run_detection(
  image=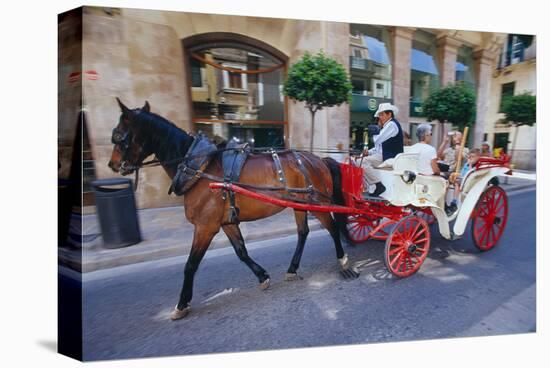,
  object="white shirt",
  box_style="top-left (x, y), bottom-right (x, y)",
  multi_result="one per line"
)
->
top-left (368, 119), bottom-right (399, 157)
top-left (408, 142), bottom-right (437, 175)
